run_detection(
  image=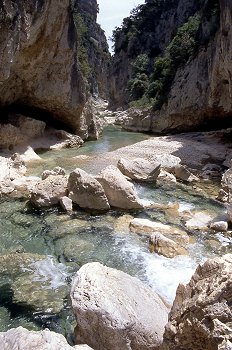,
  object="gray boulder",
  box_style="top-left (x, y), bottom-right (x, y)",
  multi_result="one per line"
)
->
top-left (68, 168), bottom-right (110, 211)
top-left (30, 175), bottom-right (68, 207)
top-left (96, 165), bottom-right (143, 209)
top-left (162, 254), bottom-right (232, 350)
top-left (0, 327), bottom-right (94, 350)
top-left (117, 158), bottom-right (161, 182)
top-left (71, 262), bottom-right (168, 350)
